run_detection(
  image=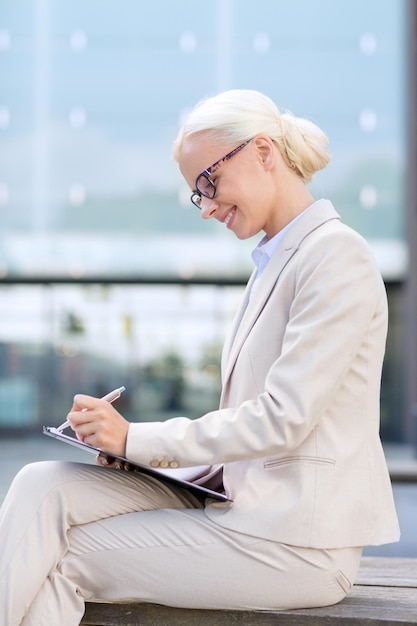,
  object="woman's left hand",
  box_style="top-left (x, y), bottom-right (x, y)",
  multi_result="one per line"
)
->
top-left (66, 394), bottom-right (130, 458)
